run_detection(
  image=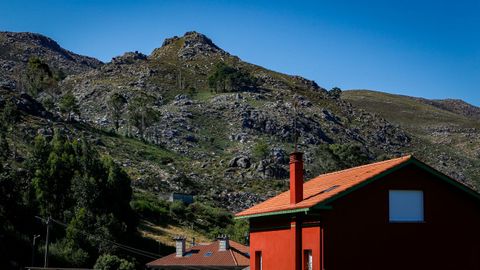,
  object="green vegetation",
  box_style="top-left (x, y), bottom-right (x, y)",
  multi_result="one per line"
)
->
top-left (252, 139), bottom-right (270, 161)
top-left (127, 94), bottom-right (159, 139)
top-left (108, 93), bottom-right (127, 132)
top-left (329, 87), bottom-right (342, 98)
top-left (31, 132), bottom-right (137, 265)
top-left (59, 92), bottom-right (80, 122)
top-left (0, 130), bottom-right (171, 269)
top-left (309, 143), bottom-right (370, 176)
top-left (94, 254), bottom-right (135, 270)
top-left (131, 192), bottom-right (249, 244)
top-left (1, 99), bottom-right (20, 158)
top-left (208, 63), bottom-right (258, 93)
top-left (24, 57), bottom-right (56, 97)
